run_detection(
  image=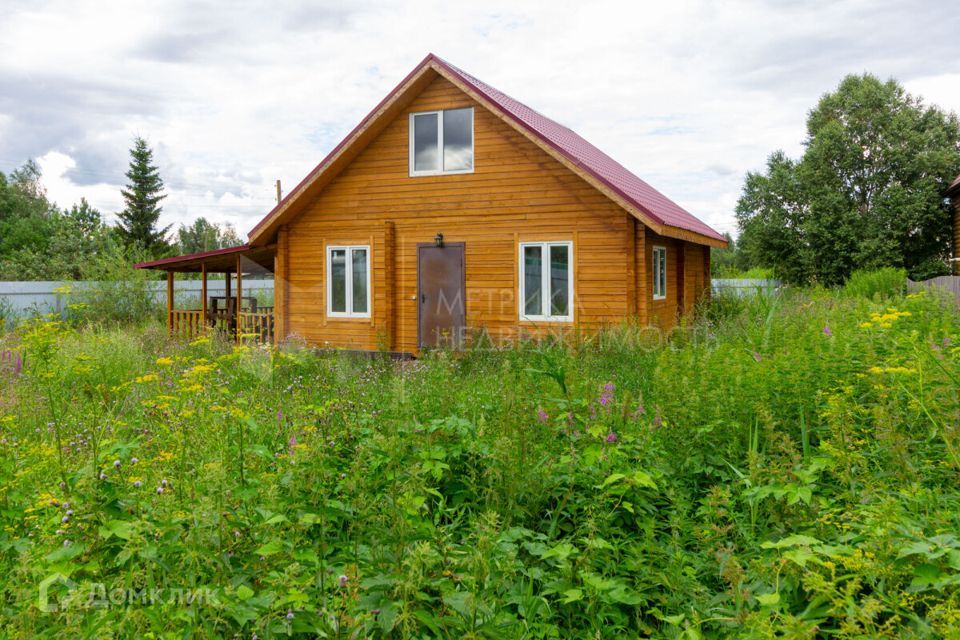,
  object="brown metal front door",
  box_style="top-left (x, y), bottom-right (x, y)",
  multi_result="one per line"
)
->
top-left (418, 243), bottom-right (465, 349)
